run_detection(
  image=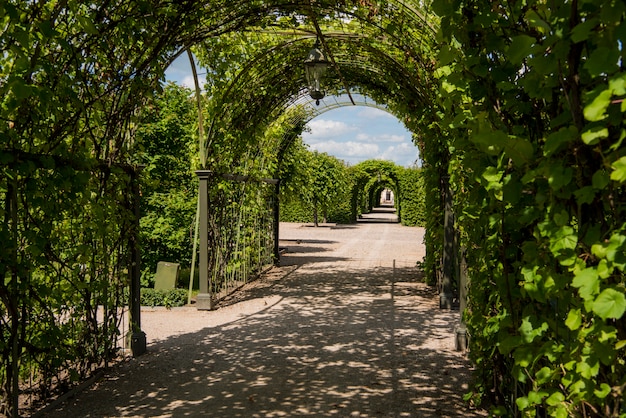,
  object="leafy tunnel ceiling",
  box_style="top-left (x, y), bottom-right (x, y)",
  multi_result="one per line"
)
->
top-left (164, 1), bottom-right (441, 163)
